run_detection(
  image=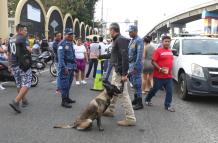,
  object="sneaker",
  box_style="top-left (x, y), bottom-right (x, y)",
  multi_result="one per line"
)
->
top-left (81, 80), bottom-right (87, 85)
top-left (0, 84), bottom-right (5, 90)
top-left (145, 101), bottom-right (153, 106)
top-left (165, 106), bottom-right (175, 112)
top-left (22, 100), bottom-right (29, 108)
top-left (102, 110), bottom-right (114, 117)
top-left (117, 119), bottom-right (136, 126)
top-left (9, 100), bottom-right (21, 113)
top-left (76, 81), bottom-right (80, 85)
